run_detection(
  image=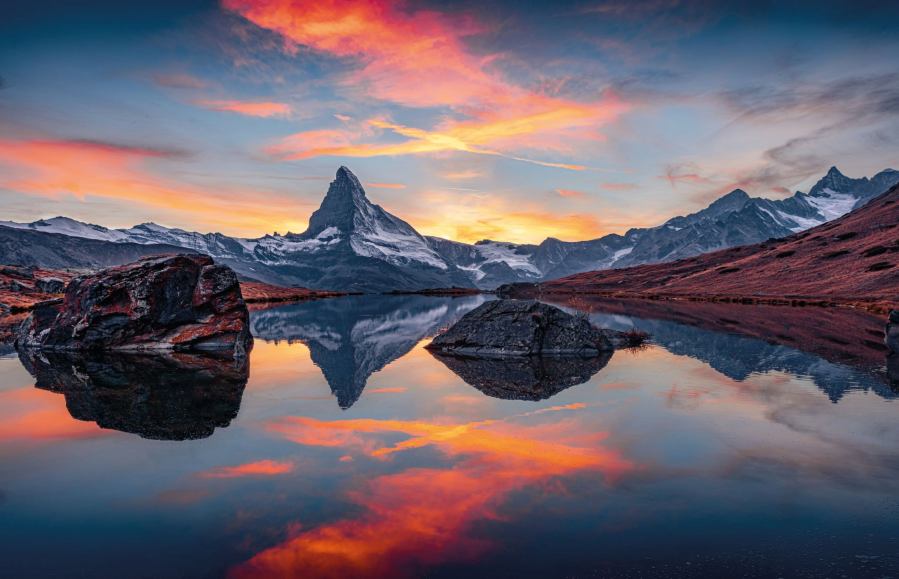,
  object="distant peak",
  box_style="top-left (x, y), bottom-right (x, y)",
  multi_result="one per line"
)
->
top-left (827, 166), bottom-right (844, 176)
top-left (722, 189), bottom-right (750, 199)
